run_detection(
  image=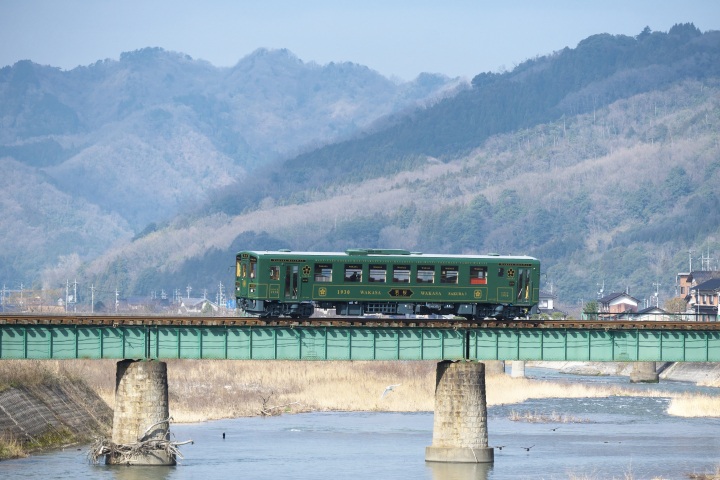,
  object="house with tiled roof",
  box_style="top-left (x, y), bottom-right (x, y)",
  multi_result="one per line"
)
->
top-left (537, 290), bottom-right (556, 313)
top-left (636, 306), bottom-right (670, 321)
top-left (598, 292), bottom-right (639, 314)
top-left (686, 277), bottom-right (720, 321)
top-left (178, 297), bottom-right (219, 315)
top-left (535, 290), bottom-right (566, 319)
top-left (676, 270), bottom-right (720, 298)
